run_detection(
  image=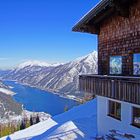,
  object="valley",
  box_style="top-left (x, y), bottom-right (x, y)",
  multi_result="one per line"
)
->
top-left (0, 51), bottom-right (97, 137)
top-left (1, 51), bottom-right (97, 99)
top-left (4, 80), bottom-right (78, 116)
